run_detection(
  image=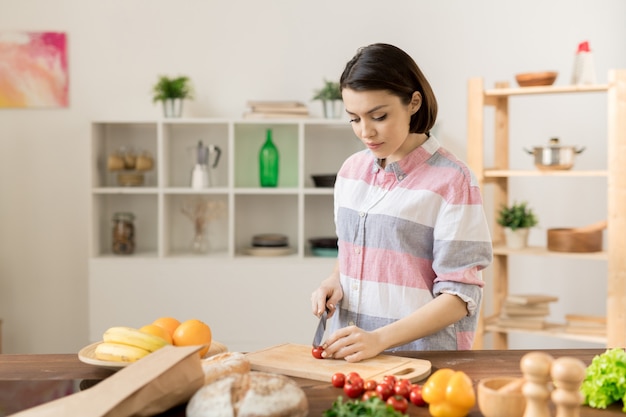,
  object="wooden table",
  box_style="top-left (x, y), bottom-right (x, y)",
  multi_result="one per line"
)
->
top-left (0, 348), bottom-right (623, 416)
